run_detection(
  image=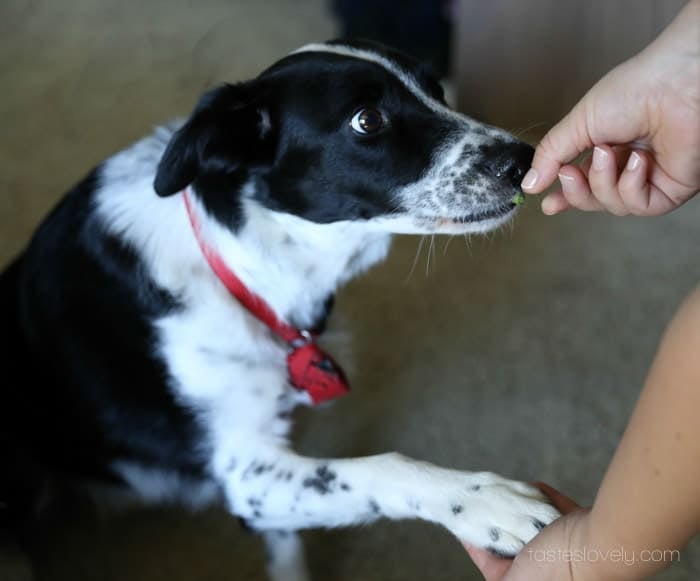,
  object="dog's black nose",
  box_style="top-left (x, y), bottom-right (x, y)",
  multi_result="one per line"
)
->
top-left (479, 142), bottom-right (535, 188)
